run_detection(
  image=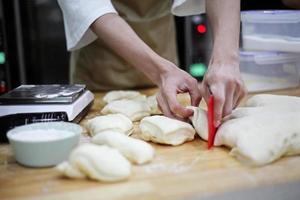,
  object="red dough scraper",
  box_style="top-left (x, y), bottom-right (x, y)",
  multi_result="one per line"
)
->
top-left (207, 87), bottom-right (216, 149)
